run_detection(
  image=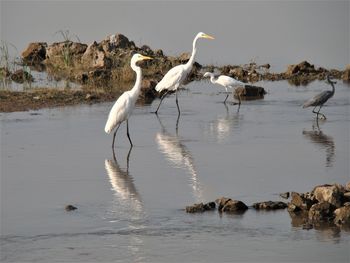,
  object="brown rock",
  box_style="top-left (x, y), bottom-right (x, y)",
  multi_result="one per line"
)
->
top-left (334, 203), bottom-right (350, 226)
top-left (185, 202), bottom-right (216, 213)
top-left (10, 69), bottom-right (34, 83)
top-left (312, 184), bottom-right (345, 208)
top-left (308, 202), bottom-right (336, 223)
top-left (289, 192), bottom-right (315, 211)
top-left (342, 65), bottom-right (350, 81)
top-left (81, 42), bottom-right (111, 68)
top-left (215, 197), bottom-right (248, 213)
top-left (21, 42), bottom-right (47, 64)
top-left (234, 85), bottom-right (266, 99)
top-left (252, 201), bottom-right (287, 210)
